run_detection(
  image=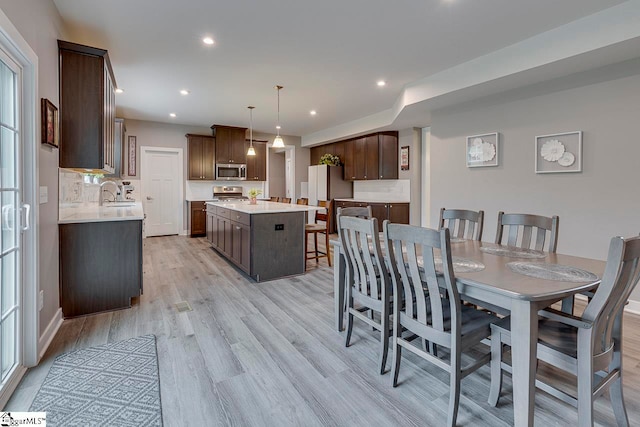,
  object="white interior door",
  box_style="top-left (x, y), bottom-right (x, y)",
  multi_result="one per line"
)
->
top-left (141, 147), bottom-right (182, 237)
top-left (285, 158), bottom-right (292, 198)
